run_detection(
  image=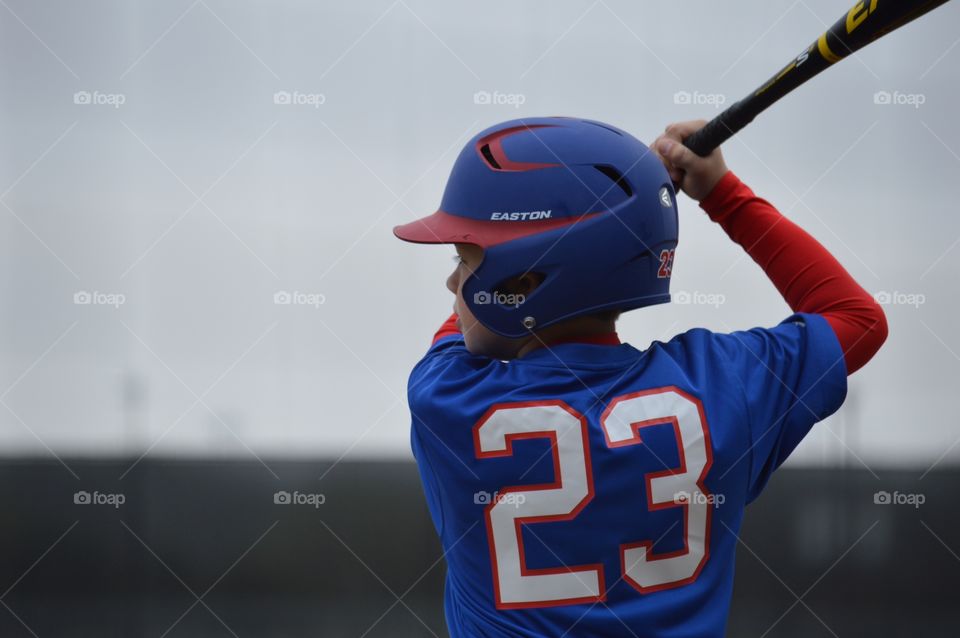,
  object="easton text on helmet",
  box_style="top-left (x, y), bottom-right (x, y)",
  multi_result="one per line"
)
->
top-left (489, 210), bottom-right (553, 221)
